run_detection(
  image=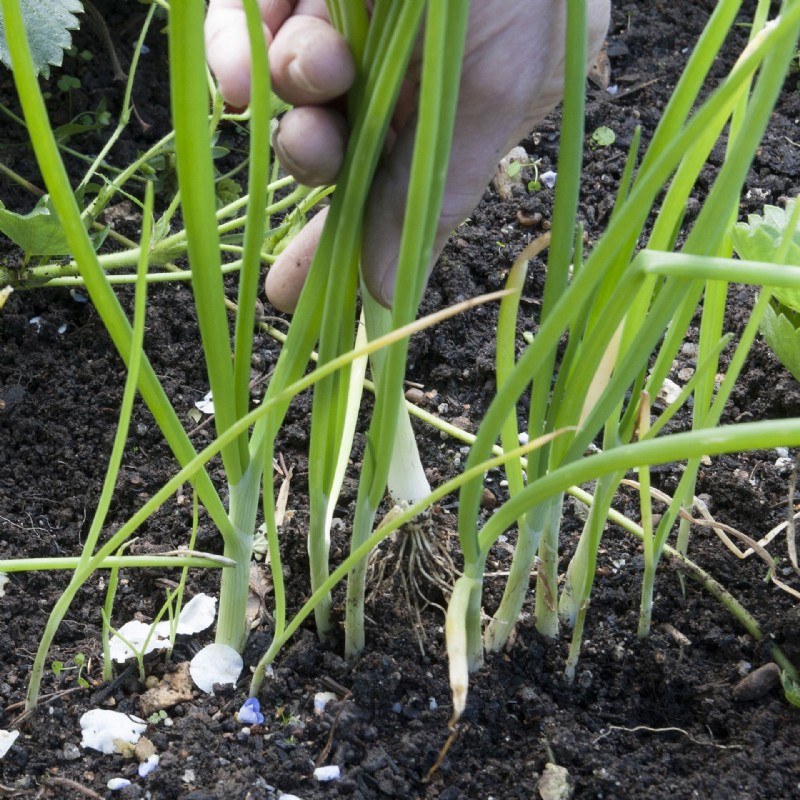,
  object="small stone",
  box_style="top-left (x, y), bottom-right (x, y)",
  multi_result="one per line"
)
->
top-left (450, 416), bottom-right (473, 432)
top-left (517, 209), bottom-right (543, 227)
top-left (481, 488), bottom-right (498, 510)
top-left (494, 146), bottom-right (528, 201)
top-left (139, 662), bottom-right (194, 717)
top-left (404, 388), bottom-right (426, 405)
top-left (537, 762), bottom-right (573, 800)
top-left (61, 742), bottom-right (81, 761)
top-left (732, 662), bottom-right (781, 701)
